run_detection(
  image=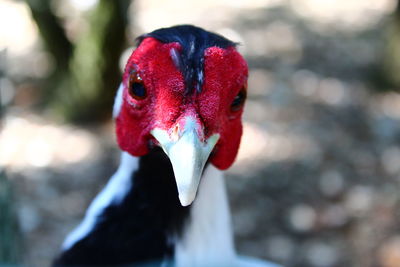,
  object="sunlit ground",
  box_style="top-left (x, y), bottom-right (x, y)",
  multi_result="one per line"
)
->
top-left (2, 0), bottom-right (400, 266)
